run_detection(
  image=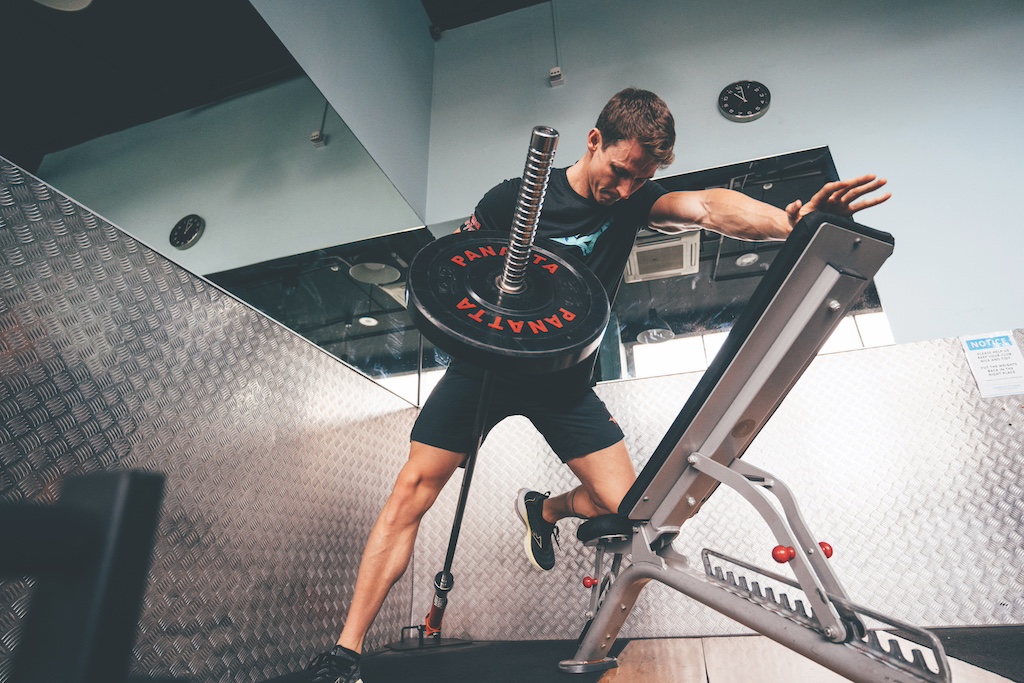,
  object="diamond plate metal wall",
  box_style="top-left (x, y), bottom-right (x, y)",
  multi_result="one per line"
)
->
top-left (413, 334), bottom-right (1024, 641)
top-left (0, 158), bottom-right (418, 682)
